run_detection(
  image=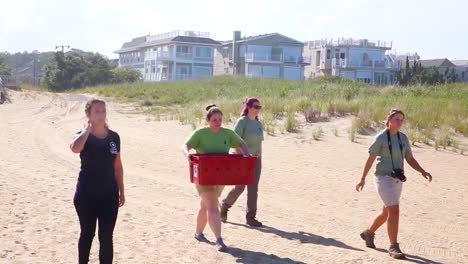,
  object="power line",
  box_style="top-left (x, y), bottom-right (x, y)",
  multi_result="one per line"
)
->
top-left (55, 45), bottom-right (70, 53)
